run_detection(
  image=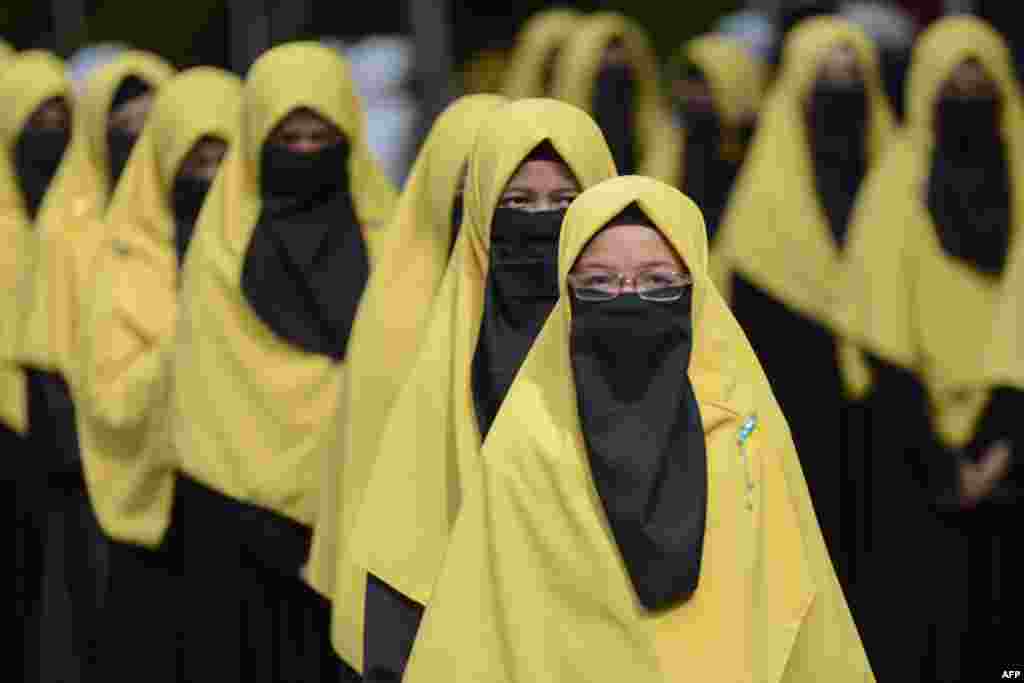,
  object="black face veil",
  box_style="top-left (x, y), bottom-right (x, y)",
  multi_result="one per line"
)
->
top-left (241, 133), bottom-right (369, 361)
